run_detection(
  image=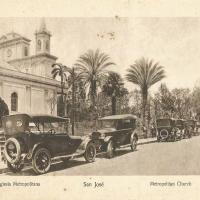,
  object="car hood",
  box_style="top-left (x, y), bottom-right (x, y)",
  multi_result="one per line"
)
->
top-left (91, 128), bottom-right (117, 136)
top-left (98, 128), bottom-right (117, 133)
